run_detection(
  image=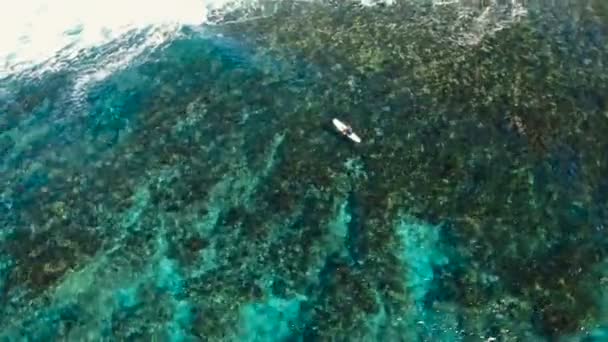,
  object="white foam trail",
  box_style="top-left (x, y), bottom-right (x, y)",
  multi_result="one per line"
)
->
top-left (359, 0), bottom-right (395, 6)
top-left (0, 0), bottom-right (528, 79)
top-left (462, 0), bottom-right (527, 46)
top-left (430, 0), bottom-right (527, 46)
top-left (70, 26), bottom-right (176, 101)
top-left (0, 0), bottom-right (207, 78)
